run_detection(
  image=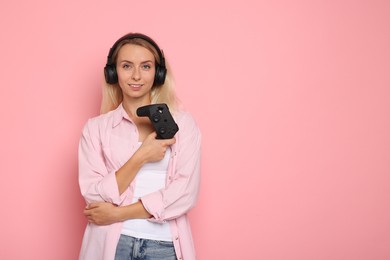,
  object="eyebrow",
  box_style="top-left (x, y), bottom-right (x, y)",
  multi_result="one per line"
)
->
top-left (119, 59), bottom-right (154, 64)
